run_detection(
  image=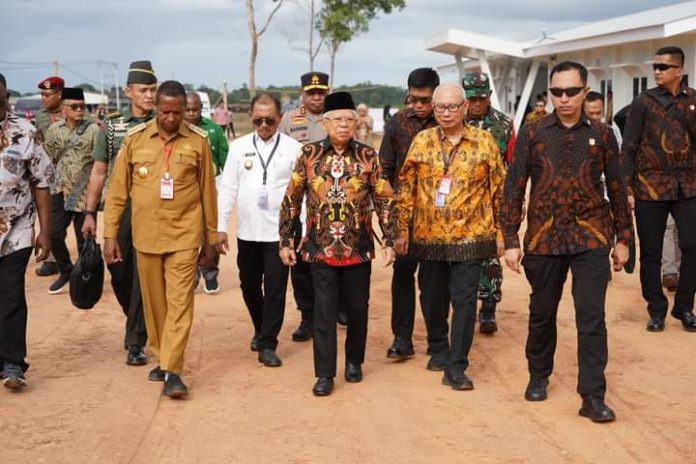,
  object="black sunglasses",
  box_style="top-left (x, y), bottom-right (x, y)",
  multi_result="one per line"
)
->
top-left (406, 95), bottom-right (433, 105)
top-left (548, 87), bottom-right (584, 98)
top-left (652, 63), bottom-right (680, 72)
top-left (63, 103), bottom-right (86, 111)
top-left (252, 117), bottom-right (277, 127)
